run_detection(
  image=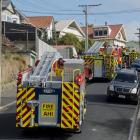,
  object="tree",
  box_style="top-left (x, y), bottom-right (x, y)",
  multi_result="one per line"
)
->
top-left (80, 39), bottom-right (95, 52)
top-left (58, 33), bottom-right (82, 53)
